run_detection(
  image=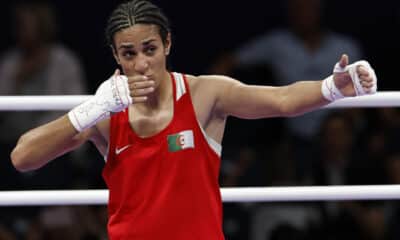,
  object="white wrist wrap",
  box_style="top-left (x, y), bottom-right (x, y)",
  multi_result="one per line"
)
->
top-left (321, 75), bottom-right (344, 102)
top-left (68, 75), bottom-right (132, 132)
